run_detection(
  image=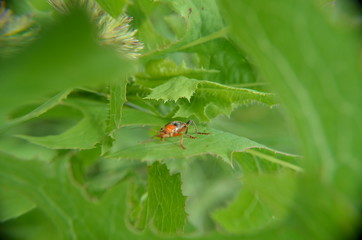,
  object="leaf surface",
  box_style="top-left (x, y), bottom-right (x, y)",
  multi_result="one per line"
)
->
top-left (0, 153), bottom-right (139, 239)
top-left (8, 89), bottom-right (72, 126)
top-left (140, 0), bottom-right (226, 56)
top-left (220, 0), bottom-right (362, 239)
top-left (0, 152), bottom-right (256, 240)
top-left (133, 162), bottom-right (187, 233)
top-left (145, 76), bottom-right (199, 102)
top-left (138, 59), bottom-right (218, 82)
top-left (212, 150), bottom-right (299, 234)
top-left (146, 77), bottom-right (276, 121)
top-left (102, 77), bottom-right (128, 154)
top-left (18, 99), bottom-right (107, 149)
top-left (108, 124), bottom-right (301, 174)
top-left (0, 187), bottom-right (36, 222)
